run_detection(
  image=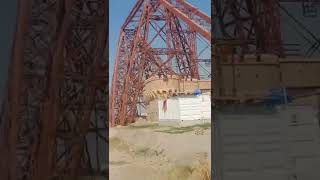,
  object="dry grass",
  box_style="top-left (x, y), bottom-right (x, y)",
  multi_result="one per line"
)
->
top-left (192, 160), bottom-right (211, 180)
top-left (128, 123), bottom-right (160, 129)
top-left (165, 160), bottom-right (211, 180)
top-left (109, 137), bottom-right (130, 152)
top-left (133, 146), bottom-right (165, 158)
top-left (156, 123), bottom-right (211, 134)
top-left (167, 165), bottom-right (193, 180)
